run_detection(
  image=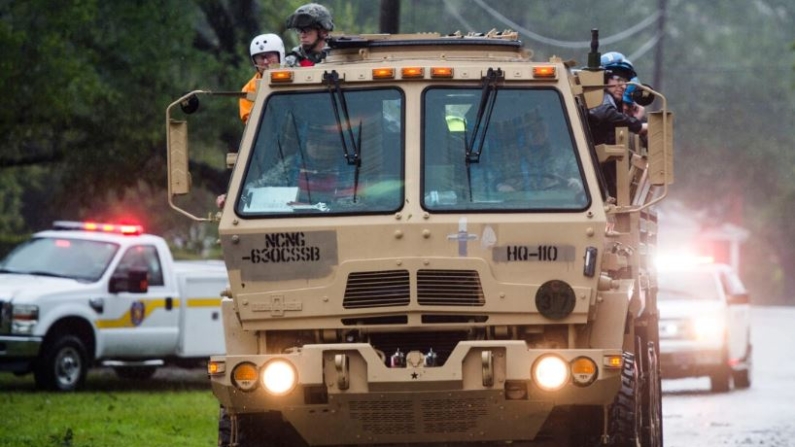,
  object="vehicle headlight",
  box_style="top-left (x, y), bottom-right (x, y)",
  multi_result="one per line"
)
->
top-left (693, 316), bottom-right (724, 341)
top-left (261, 359), bottom-right (297, 395)
top-left (532, 355), bottom-right (570, 391)
top-left (12, 304), bottom-right (39, 335)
